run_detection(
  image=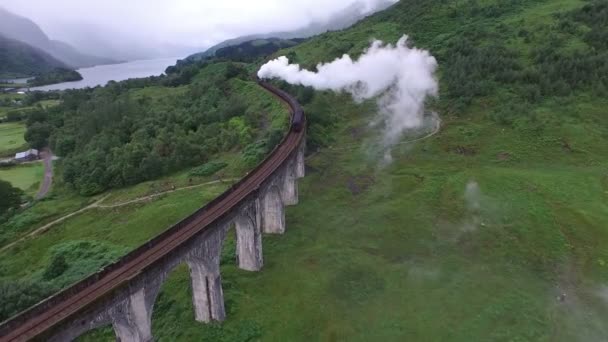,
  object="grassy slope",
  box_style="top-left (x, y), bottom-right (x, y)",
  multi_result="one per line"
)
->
top-left (0, 122), bottom-right (26, 155)
top-left (0, 184), bottom-right (228, 280)
top-left (0, 181), bottom-right (95, 248)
